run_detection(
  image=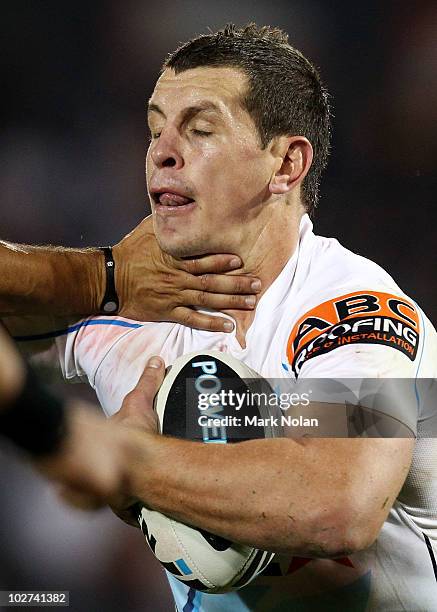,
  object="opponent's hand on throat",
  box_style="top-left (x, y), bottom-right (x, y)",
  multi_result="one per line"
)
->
top-left (112, 216), bottom-right (261, 331)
